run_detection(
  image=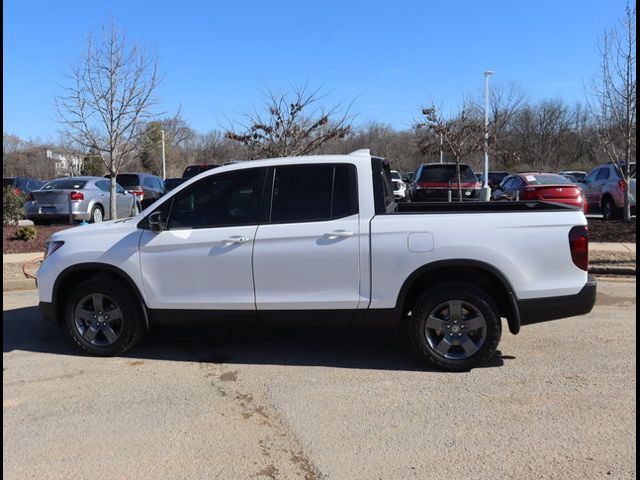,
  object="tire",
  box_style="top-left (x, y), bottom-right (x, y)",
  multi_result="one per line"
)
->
top-left (131, 201), bottom-right (140, 217)
top-left (602, 196), bottom-right (621, 221)
top-left (64, 276), bottom-right (145, 356)
top-left (408, 282), bottom-right (502, 371)
top-left (90, 205), bottom-right (104, 223)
